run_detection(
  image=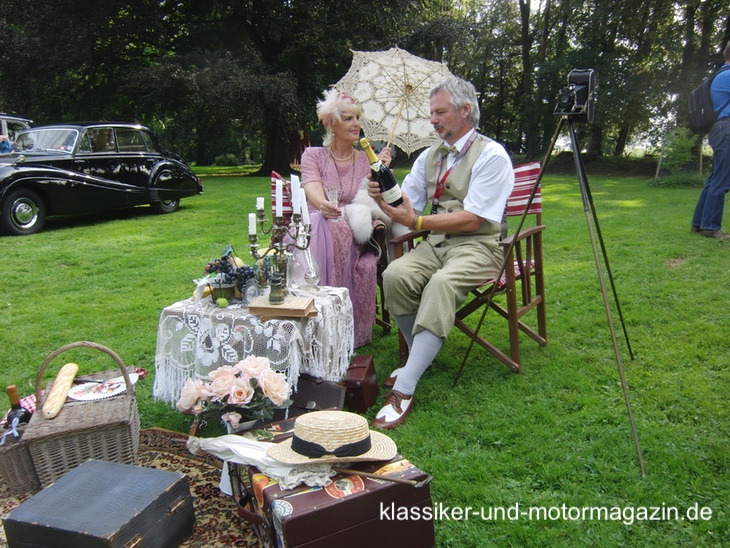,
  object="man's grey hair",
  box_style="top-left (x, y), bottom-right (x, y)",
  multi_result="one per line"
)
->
top-left (431, 76), bottom-right (480, 129)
